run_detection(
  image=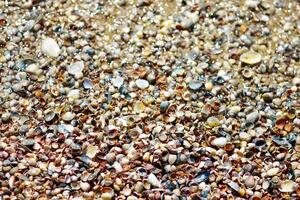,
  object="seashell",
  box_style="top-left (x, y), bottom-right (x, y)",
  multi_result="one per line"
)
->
top-left (189, 171), bottom-right (210, 185)
top-left (133, 101), bottom-right (145, 113)
top-left (25, 63), bottom-right (41, 75)
top-left (240, 51), bottom-right (262, 65)
top-left (244, 175), bottom-right (256, 188)
top-left (107, 126), bottom-right (120, 138)
top-left (86, 145), bottom-right (98, 158)
top-left (135, 79), bottom-right (149, 89)
top-left (160, 101), bottom-right (170, 112)
top-left (68, 89), bottom-right (80, 100)
top-left (279, 180), bottom-right (298, 193)
top-left (45, 111), bottom-right (57, 123)
top-left (28, 167), bottom-right (42, 176)
top-left (67, 61), bottom-right (84, 75)
top-left (227, 181), bottom-right (240, 192)
top-left (80, 182), bottom-right (90, 191)
top-left (212, 137), bottom-right (227, 147)
top-left (112, 76), bottom-right (124, 88)
top-left (83, 78), bottom-right (93, 89)
top-left (101, 187), bottom-right (115, 200)
top-left (8, 176), bottom-right (15, 188)
top-left (266, 168), bottom-right (280, 177)
top-left (246, 110), bottom-right (260, 124)
top-left (113, 162), bottom-right (123, 173)
top-left (41, 37), bottom-right (60, 57)
top-left (62, 112), bottom-right (75, 121)
top-left (168, 154), bottom-right (177, 165)
top-left (158, 132), bottom-right (168, 142)
top-left (71, 182), bottom-right (80, 190)
top-left (228, 105), bottom-right (241, 116)
top-left (206, 116), bottom-right (221, 127)
top-left (224, 143), bottom-right (234, 152)
top-left (188, 81), bottom-right (203, 91)
top-left (148, 173), bottom-right (161, 188)
top-left (242, 69), bottom-right (253, 78)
